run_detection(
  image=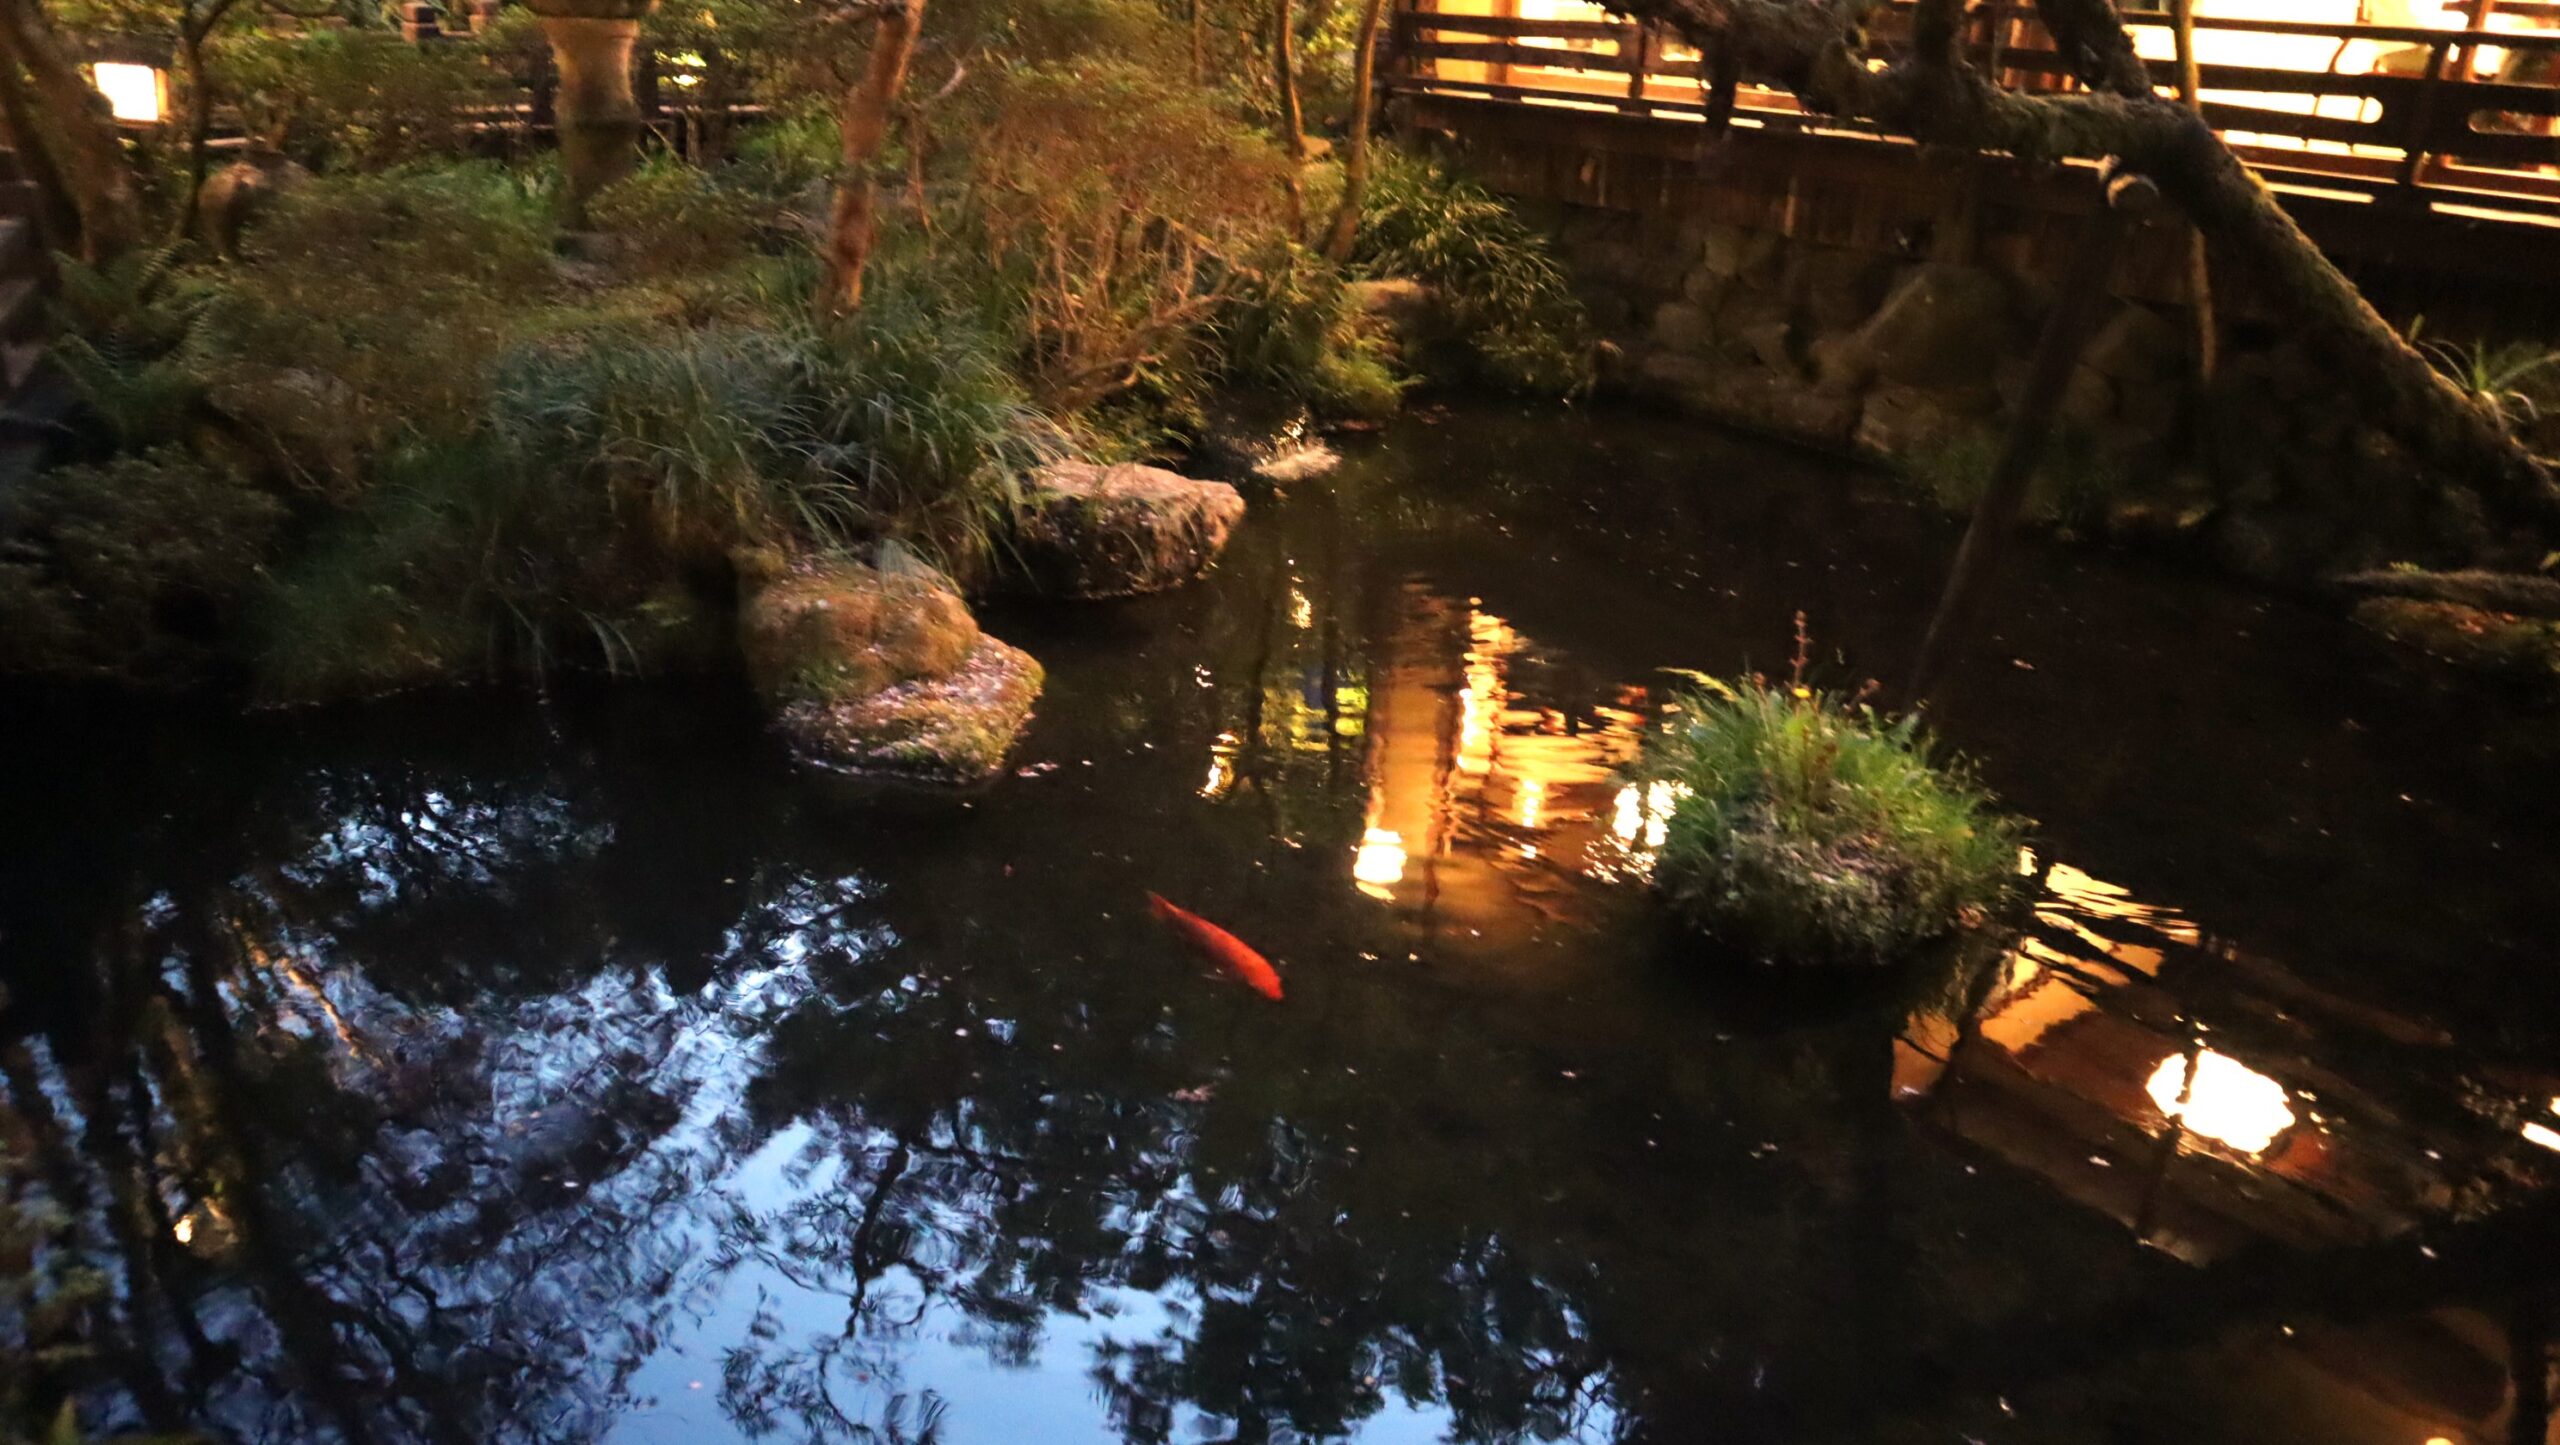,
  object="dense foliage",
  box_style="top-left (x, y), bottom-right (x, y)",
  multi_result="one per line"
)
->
top-left (2, 0), bottom-right (1590, 700)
